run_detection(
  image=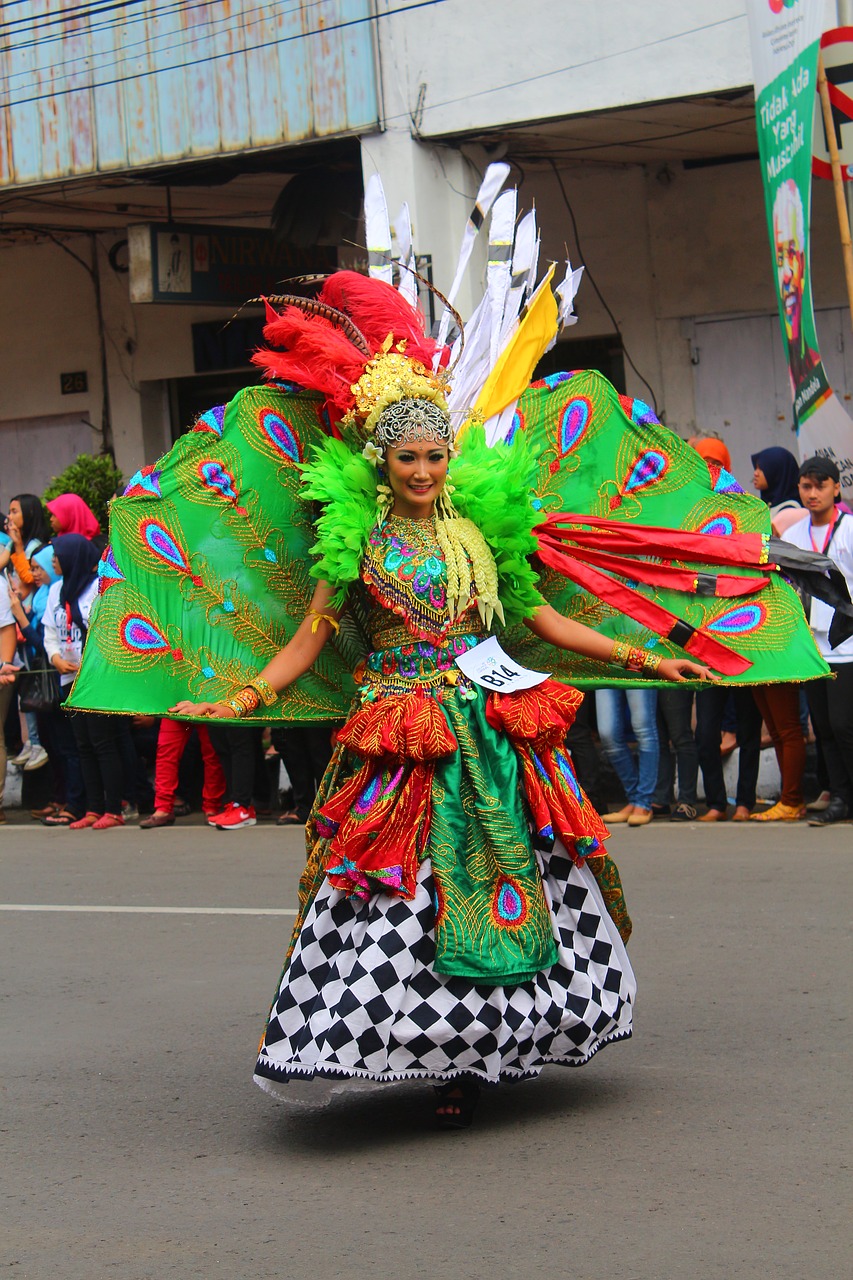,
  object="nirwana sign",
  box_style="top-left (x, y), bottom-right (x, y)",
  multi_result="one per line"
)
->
top-left (129, 224), bottom-right (338, 306)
